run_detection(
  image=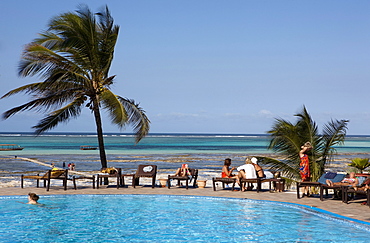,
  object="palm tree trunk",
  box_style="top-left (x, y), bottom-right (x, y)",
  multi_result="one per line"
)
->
top-left (92, 101), bottom-right (108, 169)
